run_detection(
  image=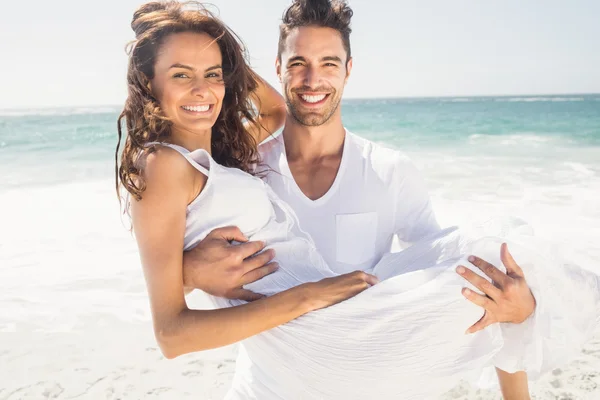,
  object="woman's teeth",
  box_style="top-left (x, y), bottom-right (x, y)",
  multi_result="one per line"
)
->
top-left (300, 94), bottom-right (326, 103)
top-left (182, 105), bottom-right (210, 112)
